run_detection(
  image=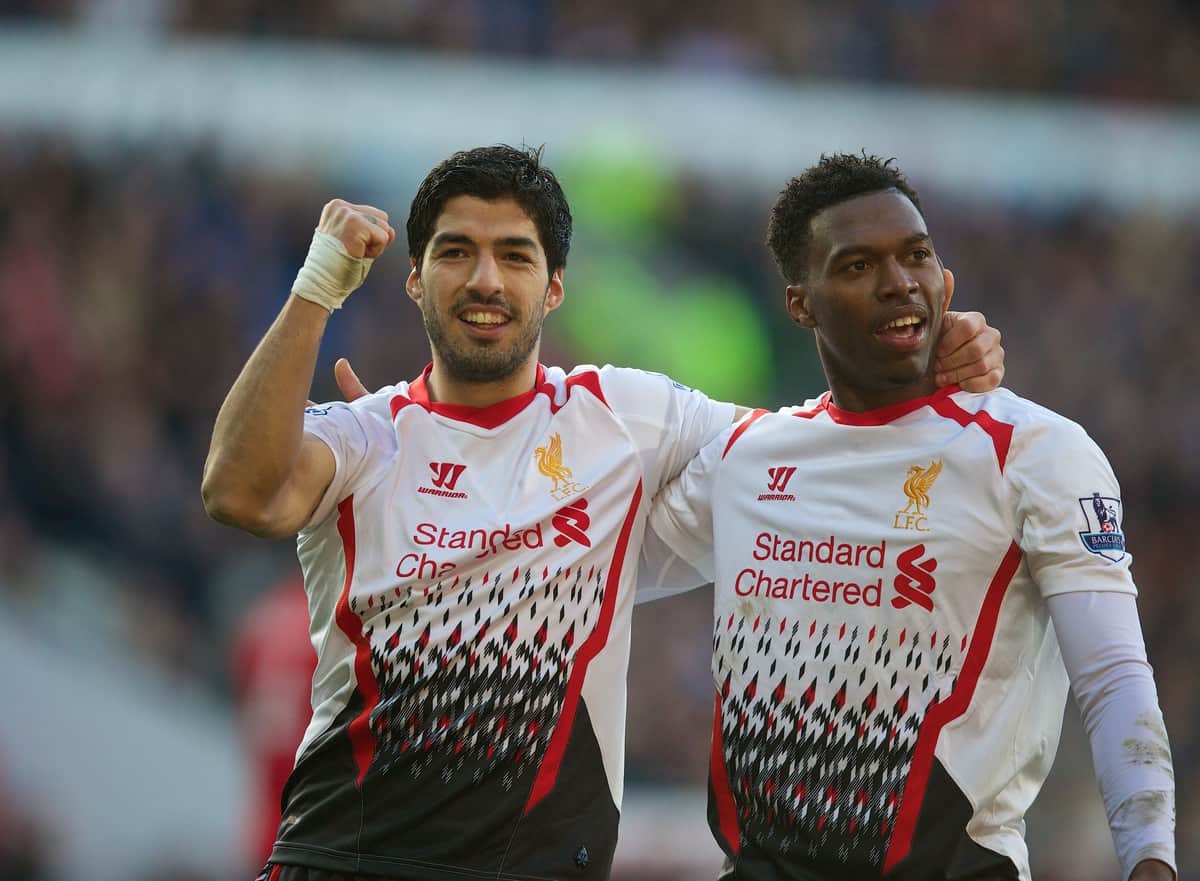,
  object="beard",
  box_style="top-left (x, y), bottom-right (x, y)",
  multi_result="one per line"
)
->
top-left (422, 290), bottom-right (547, 384)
